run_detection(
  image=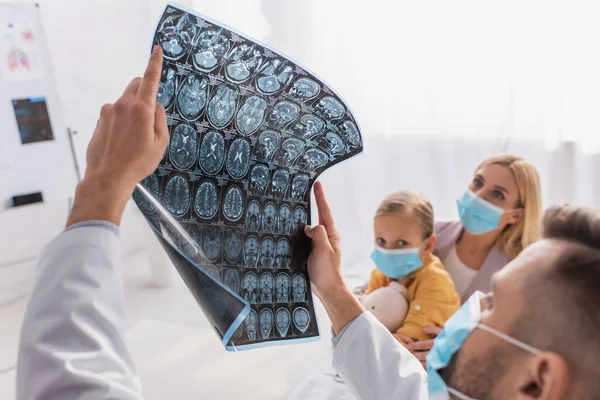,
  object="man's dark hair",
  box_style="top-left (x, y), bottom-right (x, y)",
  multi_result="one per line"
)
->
top-left (542, 204), bottom-right (600, 248)
top-left (518, 204), bottom-right (600, 399)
